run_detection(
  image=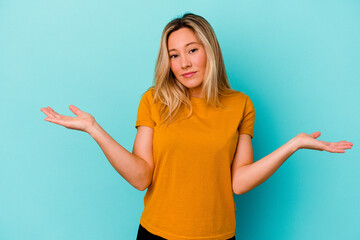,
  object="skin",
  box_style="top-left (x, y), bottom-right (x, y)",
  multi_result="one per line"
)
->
top-left (40, 27), bottom-right (354, 194)
top-left (167, 27), bottom-right (207, 98)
